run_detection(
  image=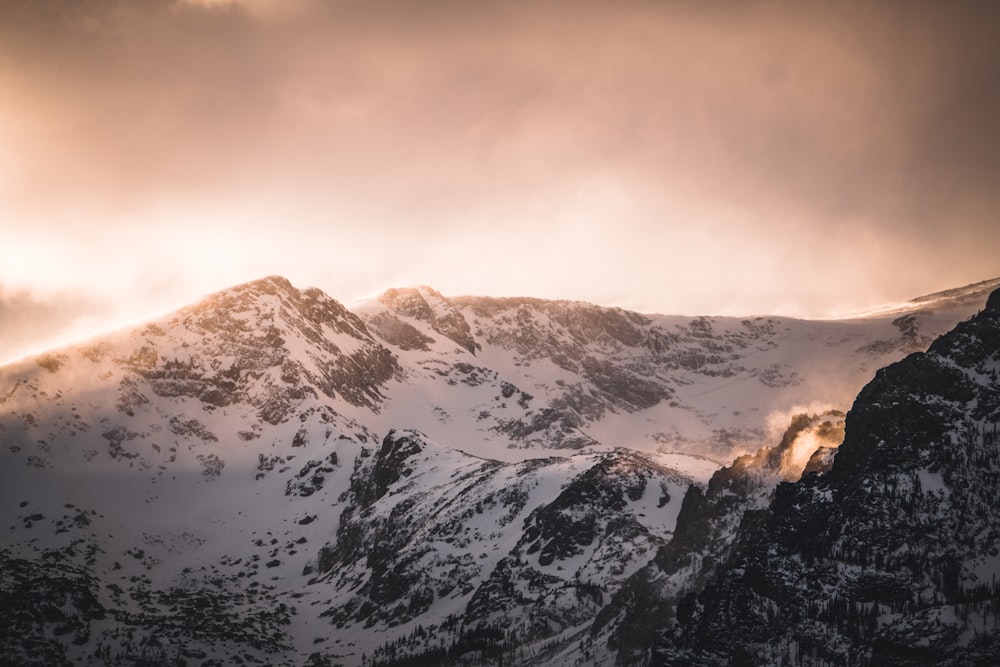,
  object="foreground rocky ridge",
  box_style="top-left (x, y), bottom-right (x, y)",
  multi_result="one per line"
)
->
top-left (654, 288), bottom-right (1000, 665)
top-left (588, 410), bottom-right (846, 665)
top-left (1, 276), bottom-right (998, 665)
